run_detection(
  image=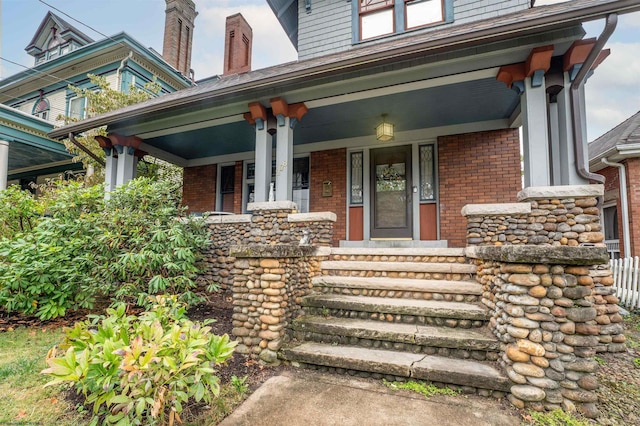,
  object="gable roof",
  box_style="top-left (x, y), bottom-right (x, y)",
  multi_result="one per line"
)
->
top-left (49, 0), bottom-right (640, 140)
top-left (589, 111), bottom-right (640, 160)
top-left (25, 11), bottom-right (94, 56)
